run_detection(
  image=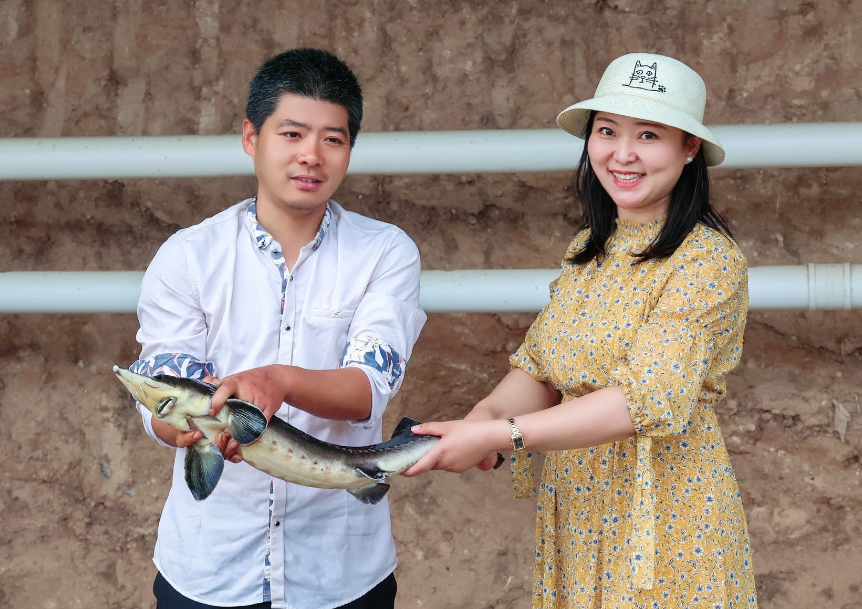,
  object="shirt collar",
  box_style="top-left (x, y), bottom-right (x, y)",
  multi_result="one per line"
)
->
top-left (246, 196), bottom-right (332, 253)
